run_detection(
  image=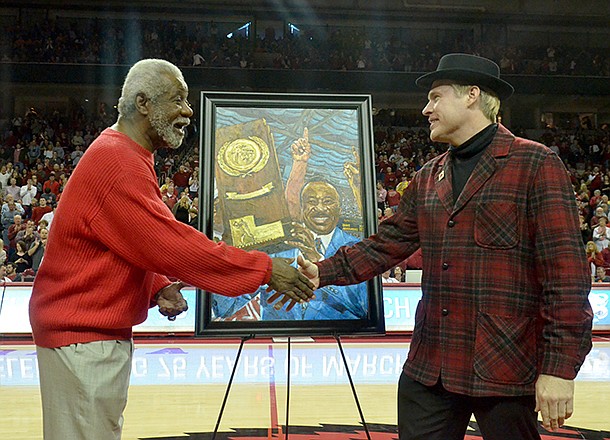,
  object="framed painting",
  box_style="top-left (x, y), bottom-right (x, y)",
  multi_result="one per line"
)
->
top-left (195, 92), bottom-right (384, 337)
